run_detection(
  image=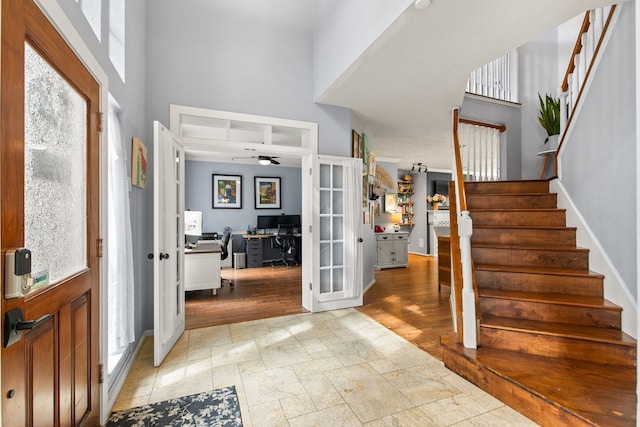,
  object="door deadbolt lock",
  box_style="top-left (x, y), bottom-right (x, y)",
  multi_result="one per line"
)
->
top-left (4, 308), bottom-right (50, 348)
